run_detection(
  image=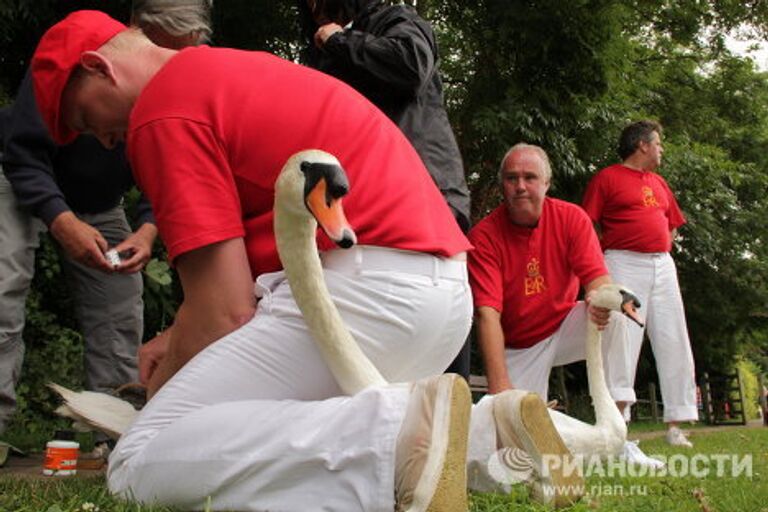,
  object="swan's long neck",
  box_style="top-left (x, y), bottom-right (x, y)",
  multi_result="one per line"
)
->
top-left (586, 320), bottom-right (626, 437)
top-left (274, 201), bottom-right (387, 395)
